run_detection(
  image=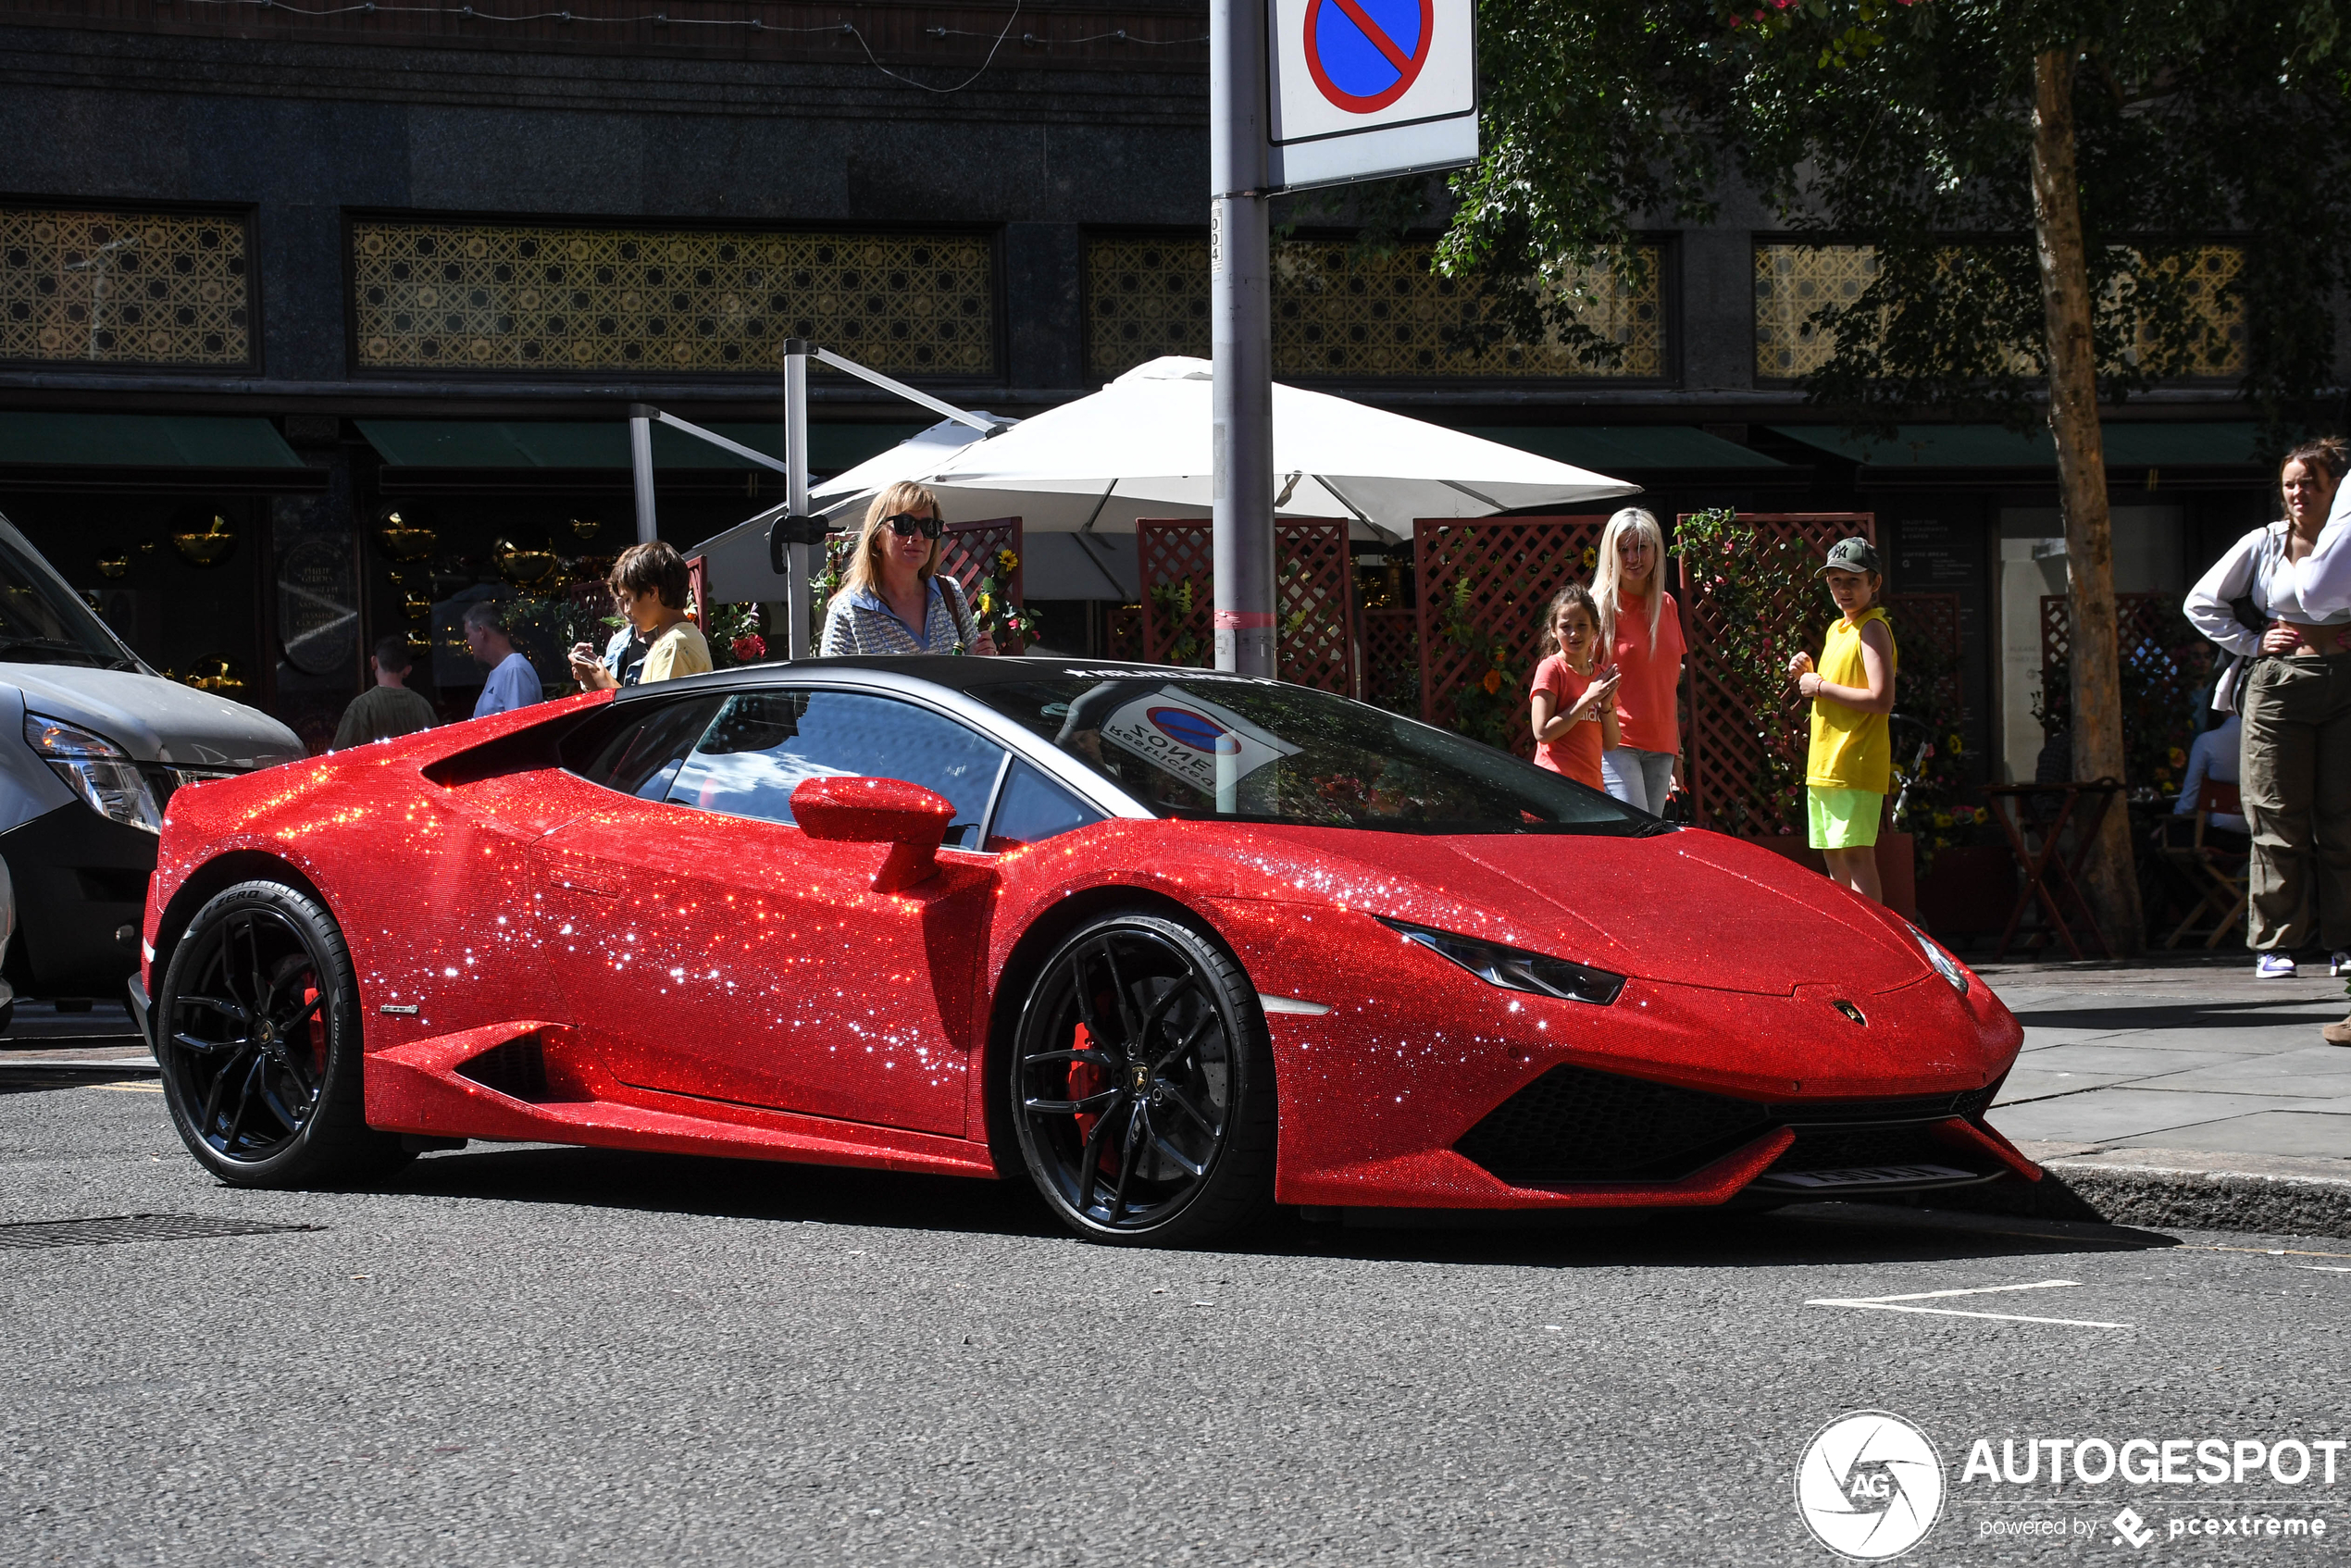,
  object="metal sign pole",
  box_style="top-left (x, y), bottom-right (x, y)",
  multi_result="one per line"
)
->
top-left (628, 404), bottom-right (658, 544)
top-left (783, 339), bottom-right (813, 659)
top-left (1211, 0), bottom-right (1277, 677)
